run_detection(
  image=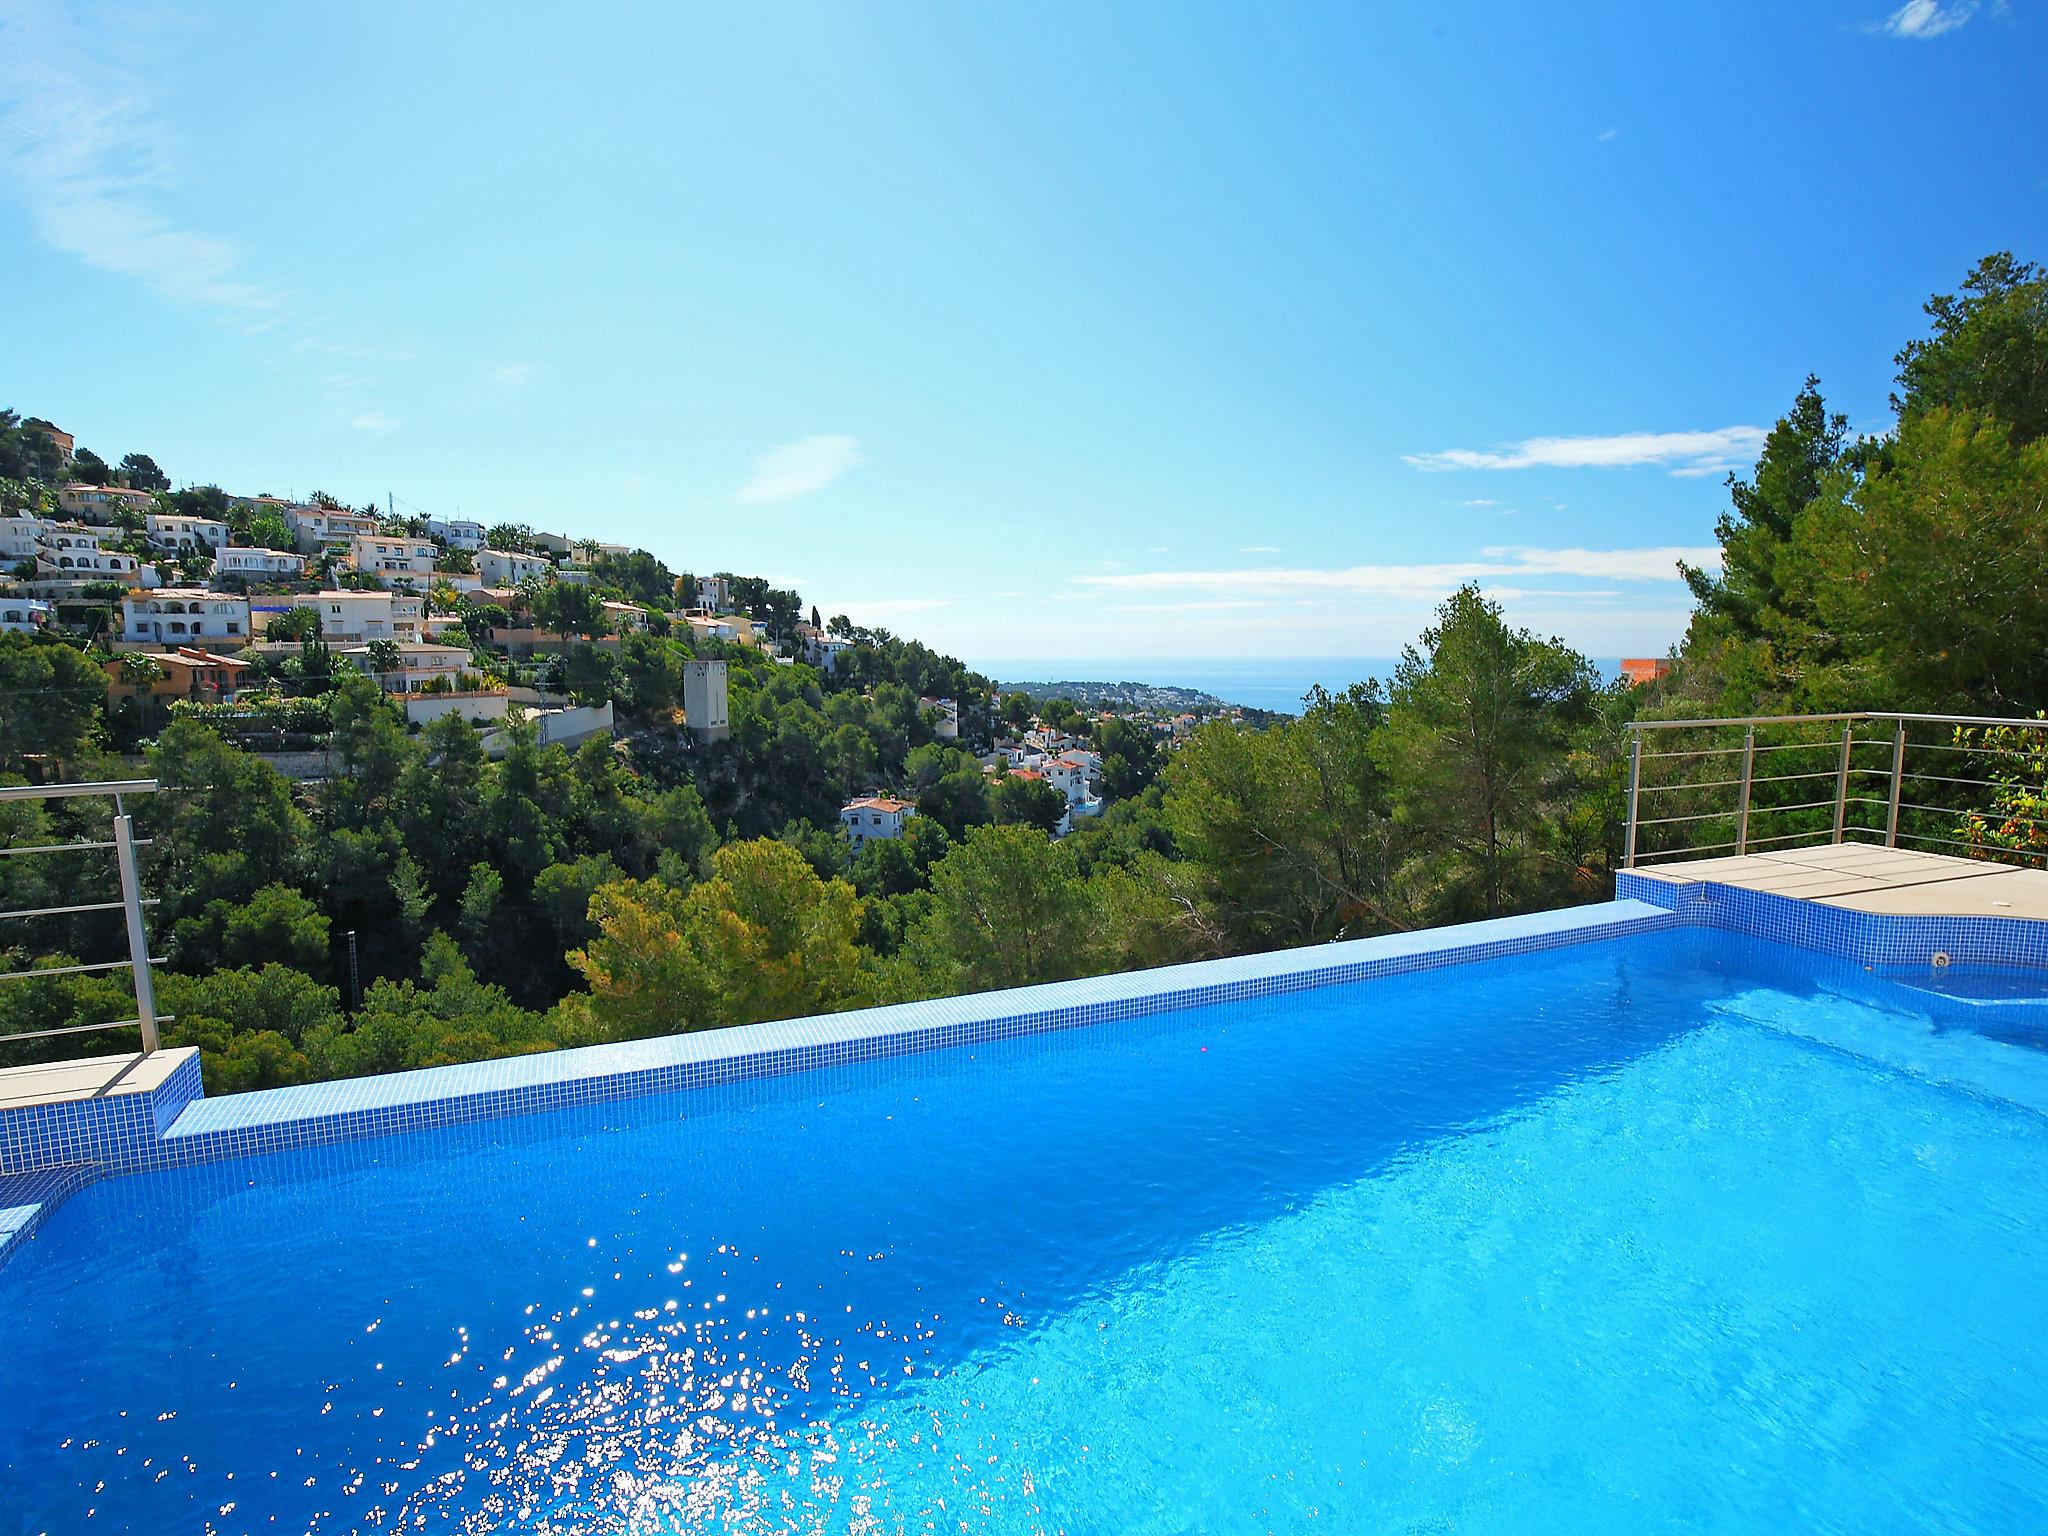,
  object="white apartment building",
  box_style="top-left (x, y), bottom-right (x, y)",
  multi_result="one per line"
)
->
top-left (145, 513), bottom-right (230, 553)
top-left (0, 515), bottom-right (51, 565)
top-left (695, 575), bottom-right (731, 611)
top-left (476, 548), bottom-right (553, 587)
top-left (36, 524), bottom-right (141, 580)
top-left (287, 505), bottom-right (379, 554)
top-left (56, 484), bottom-right (156, 524)
top-left (922, 696), bottom-right (959, 740)
top-left (349, 533), bottom-right (437, 584)
top-left (0, 597), bottom-right (54, 633)
top-left (122, 589), bottom-right (251, 645)
top-left (840, 796), bottom-right (915, 849)
top-left (213, 547), bottom-right (306, 580)
top-left (425, 516), bottom-right (487, 551)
